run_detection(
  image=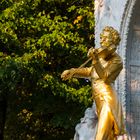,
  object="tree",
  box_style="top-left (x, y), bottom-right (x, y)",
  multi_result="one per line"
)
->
top-left (0, 0), bottom-right (94, 139)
